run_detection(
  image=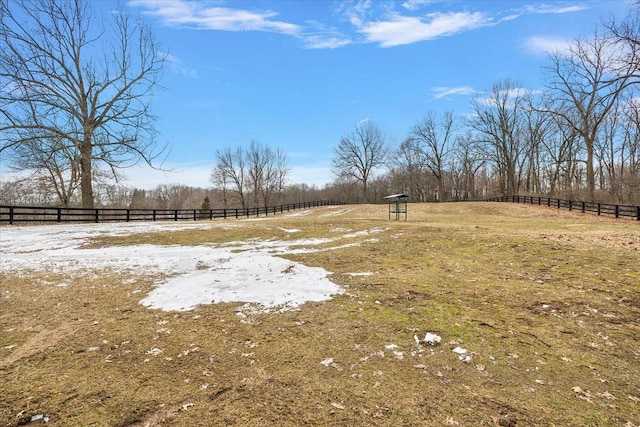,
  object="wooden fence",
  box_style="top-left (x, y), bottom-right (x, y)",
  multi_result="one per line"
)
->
top-left (0, 200), bottom-right (344, 225)
top-left (485, 196), bottom-right (640, 221)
